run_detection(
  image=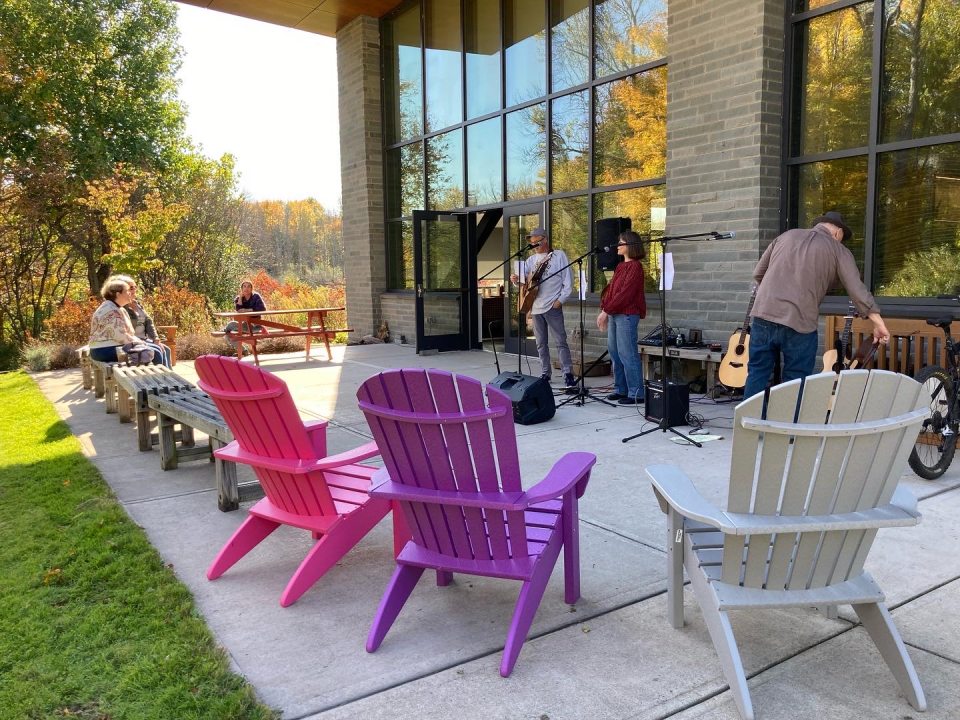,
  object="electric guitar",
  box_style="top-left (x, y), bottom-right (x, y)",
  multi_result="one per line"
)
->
top-left (717, 286), bottom-right (757, 389)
